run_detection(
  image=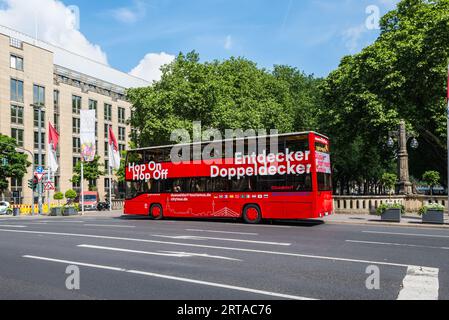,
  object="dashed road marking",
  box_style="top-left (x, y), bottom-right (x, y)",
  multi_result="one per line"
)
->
top-left (152, 234), bottom-right (291, 246)
top-left (78, 244), bottom-right (241, 261)
top-left (363, 231), bottom-right (449, 239)
top-left (186, 229), bottom-right (259, 236)
top-left (23, 255), bottom-right (314, 300)
top-left (346, 240), bottom-right (449, 250)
